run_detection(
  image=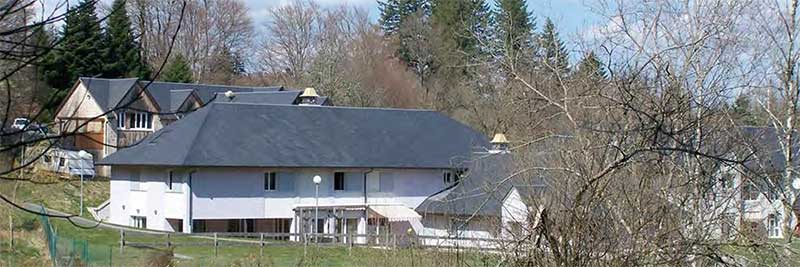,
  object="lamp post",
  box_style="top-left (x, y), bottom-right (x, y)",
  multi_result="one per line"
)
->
top-left (312, 175), bottom-right (322, 243)
top-left (77, 150), bottom-right (91, 217)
